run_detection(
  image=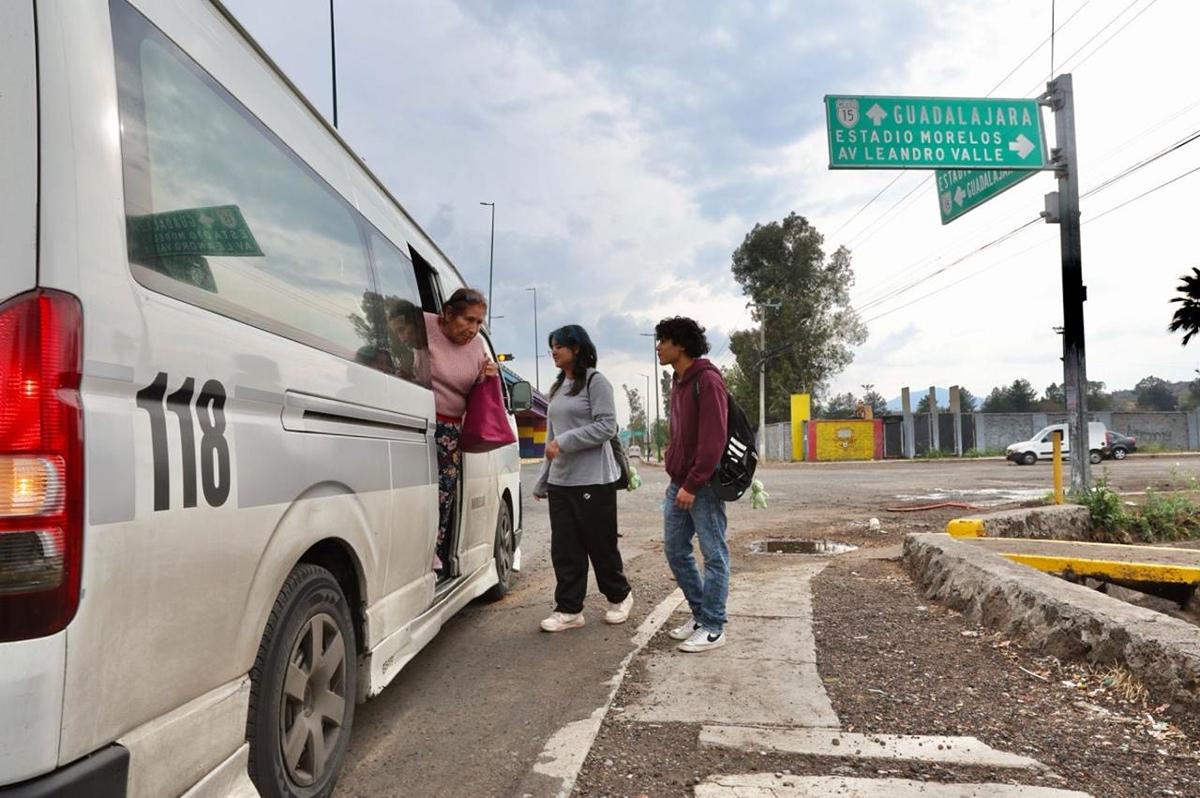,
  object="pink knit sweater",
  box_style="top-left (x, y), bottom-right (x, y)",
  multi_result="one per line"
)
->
top-left (424, 312), bottom-right (484, 420)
